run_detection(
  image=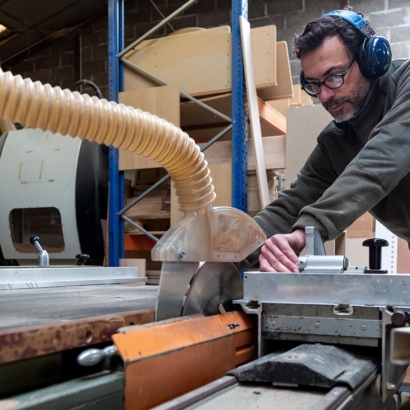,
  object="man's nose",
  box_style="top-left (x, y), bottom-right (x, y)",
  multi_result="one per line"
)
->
top-left (317, 85), bottom-right (335, 103)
